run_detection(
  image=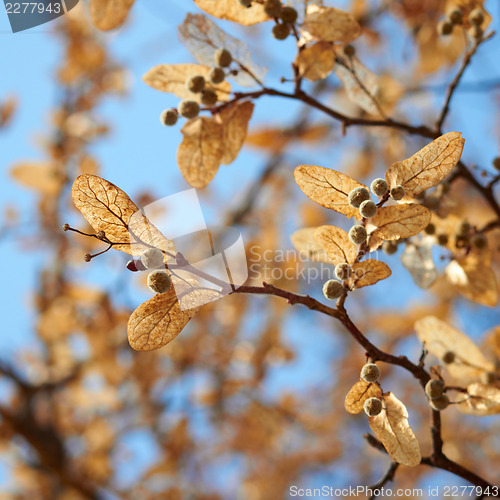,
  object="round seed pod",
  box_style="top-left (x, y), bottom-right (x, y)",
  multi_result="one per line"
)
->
top-left (208, 67), bottom-right (225, 84)
top-left (147, 270), bottom-right (172, 294)
top-left (96, 230), bottom-right (106, 239)
top-left (390, 185), bottom-right (405, 201)
top-left (264, 0), bottom-right (282, 17)
top-left (272, 22), bottom-right (290, 40)
top-left (178, 100), bottom-right (200, 119)
top-left (424, 223), bottom-right (436, 235)
top-left (493, 157), bottom-right (500, 171)
top-left (448, 8), bottom-right (463, 25)
top-left (348, 187), bottom-right (370, 208)
top-left (62, 223), bottom-right (70, 231)
top-left (335, 263), bottom-right (352, 281)
top-left (469, 8), bottom-right (484, 26)
top-left (359, 200), bottom-right (377, 218)
top-left (361, 363), bottom-right (380, 383)
top-left (382, 241), bottom-right (398, 255)
top-left (425, 379), bottom-right (444, 400)
top-left (343, 44), bottom-right (355, 57)
top-left (84, 253), bottom-right (91, 262)
top-left (214, 48), bottom-right (232, 68)
top-left (438, 20), bottom-right (453, 36)
top-left (280, 6), bottom-right (297, 23)
top-left (468, 25), bottom-right (483, 39)
top-left (456, 220), bottom-right (471, 235)
top-left (442, 351), bottom-right (455, 364)
top-left (160, 108), bottom-right (178, 126)
top-left (186, 75), bottom-right (205, 93)
top-left (200, 88), bottom-right (218, 106)
top-left (471, 233), bottom-right (487, 249)
top-left (481, 371), bottom-right (497, 385)
top-left (430, 394), bottom-right (450, 411)
top-left (437, 234), bottom-right (449, 246)
top-left (322, 279), bottom-right (344, 300)
top-left (348, 225), bottom-right (367, 245)
top-left (364, 397), bottom-right (383, 417)
top-left (141, 248), bottom-right (165, 269)
top-left (370, 178), bottom-right (388, 197)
